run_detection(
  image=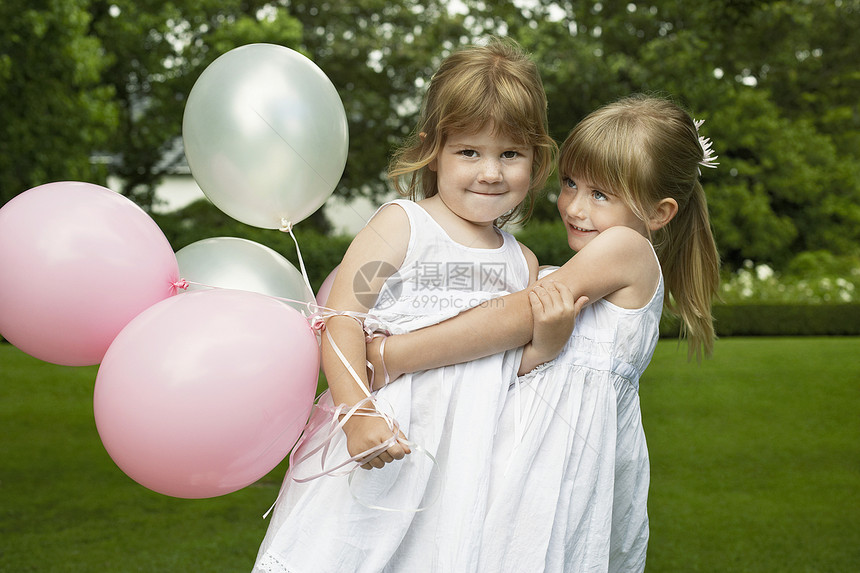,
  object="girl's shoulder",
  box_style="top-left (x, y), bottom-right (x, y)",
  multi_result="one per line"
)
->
top-left (586, 226), bottom-right (656, 263)
top-left (364, 200), bottom-right (411, 234)
top-left (346, 201), bottom-right (411, 269)
top-left (594, 227), bottom-right (660, 309)
top-left (596, 224), bottom-right (651, 247)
